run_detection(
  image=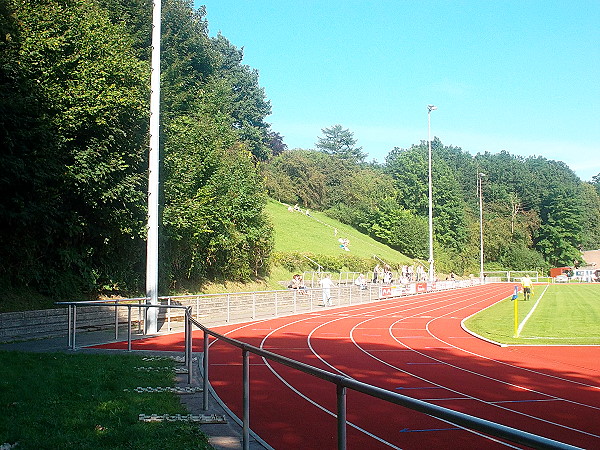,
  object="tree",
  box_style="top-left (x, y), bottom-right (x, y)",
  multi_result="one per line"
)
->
top-left (370, 205), bottom-right (428, 259)
top-left (266, 130), bottom-right (287, 156)
top-left (316, 124), bottom-right (366, 163)
top-left (210, 33), bottom-right (272, 161)
top-left (592, 173), bottom-right (600, 195)
top-left (535, 190), bottom-right (583, 266)
top-left (385, 140), bottom-right (468, 253)
top-left (159, 2), bottom-right (274, 285)
top-left (1, 0), bottom-right (276, 297)
top-left (261, 149), bottom-right (328, 208)
top-left (0, 0), bottom-right (148, 295)
top-left (580, 183), bottom-right (600, 250)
